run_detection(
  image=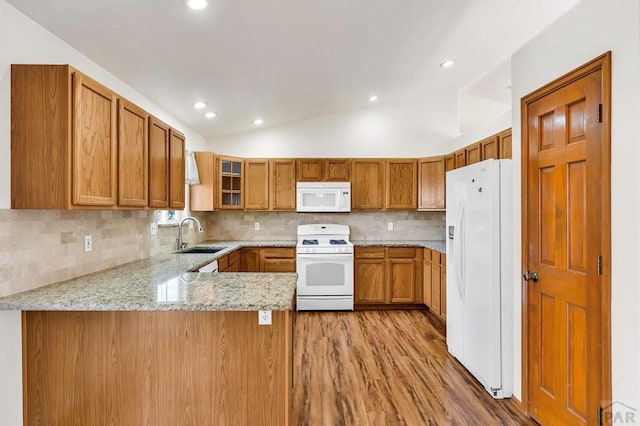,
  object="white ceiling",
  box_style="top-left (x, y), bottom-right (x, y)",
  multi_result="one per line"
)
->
top-left (7, 0), bottom-right (582, 139)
